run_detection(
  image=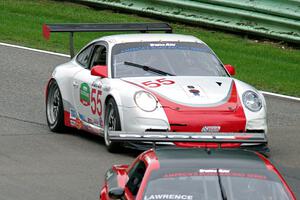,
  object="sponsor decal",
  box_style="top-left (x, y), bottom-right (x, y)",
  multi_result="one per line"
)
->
top-left (88, 118), bottom-right (93, 124)
top-left (80, 83), bottom-right (90, 106)
top-left (144, 194), bottom-right (193, 200)
top-left (199, 169), bottom-right (230, 173)
top-left (79, 113), bottom-right (85, 121)
top-left (100, 116), bottom-right (104, 127)
top-left (92, 79), bottom-right (110, 91)
top-left (70, 120), bottom-right (76, 126)
top-left (142, 78), bottom-right (175, 88)
top-left (92, 79), bottom-right (102, 89)
top-left (163, 169), bottom-right (266, 180)
top-left (150, 43), bottom-right (176, 47)
top-left (163, 169), bottom-right (230, 178)
top-left (75, 118), bottom-right (83, 129)
top-left (88, 117), bottom-right (103, 127)
top-left (187, 86), bottom-right (200, 96)
top-left (201, 126), bottom-right (220, 132)
top-left (70, 108), bottom-right (77, 120)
